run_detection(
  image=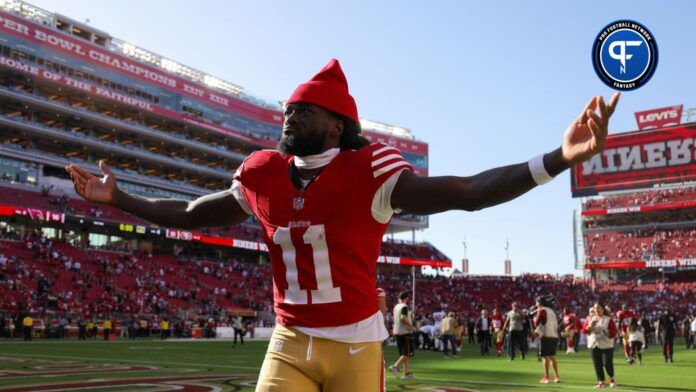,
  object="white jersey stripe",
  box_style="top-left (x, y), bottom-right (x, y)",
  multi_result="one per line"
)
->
top-left (371, 153), bottom-right (402, 167)
top-left (372, 145), bottom-right (399, 157)
top-left (374, 161), bottom-right (410, 178)
top-left (372, 157), bottom-right (406, 172)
